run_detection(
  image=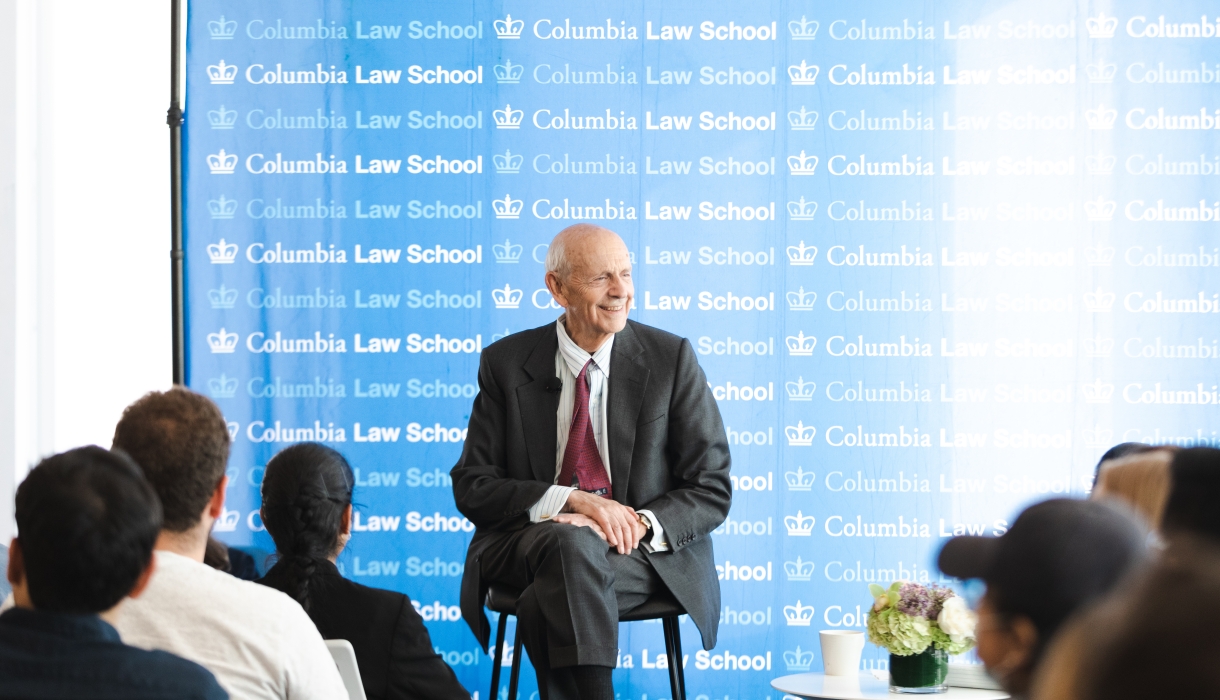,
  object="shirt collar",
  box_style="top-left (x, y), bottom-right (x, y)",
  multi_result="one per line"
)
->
top-left (556, 317), bottom-right (614, 378)
top-left (0, 607), bottom-right (121, 643)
